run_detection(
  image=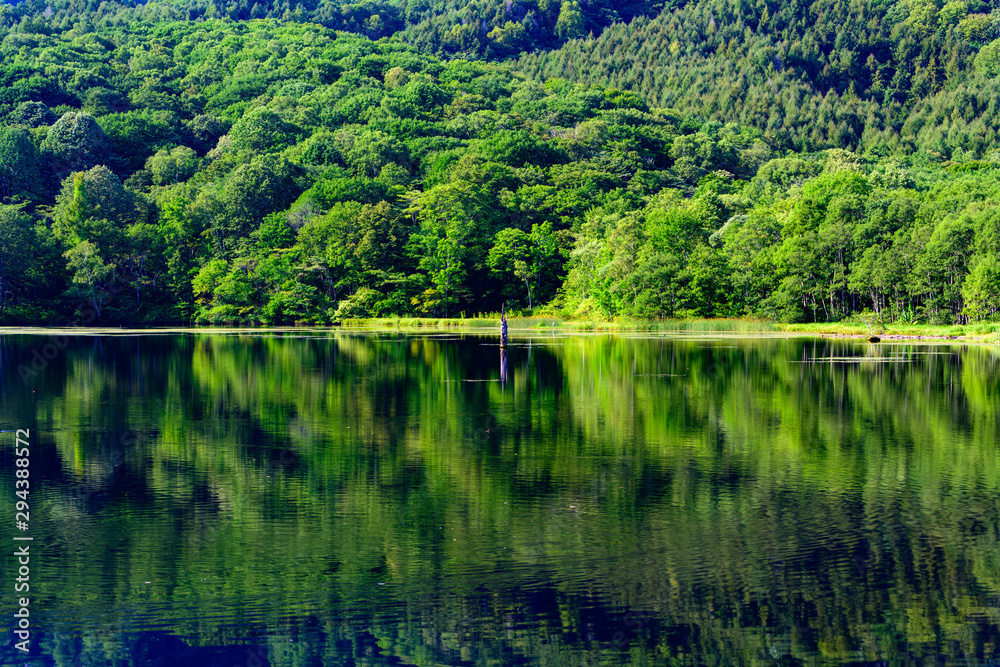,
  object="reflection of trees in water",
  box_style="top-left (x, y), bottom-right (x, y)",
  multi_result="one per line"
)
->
top-left (3, 334), bottom-right (1000, 665)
